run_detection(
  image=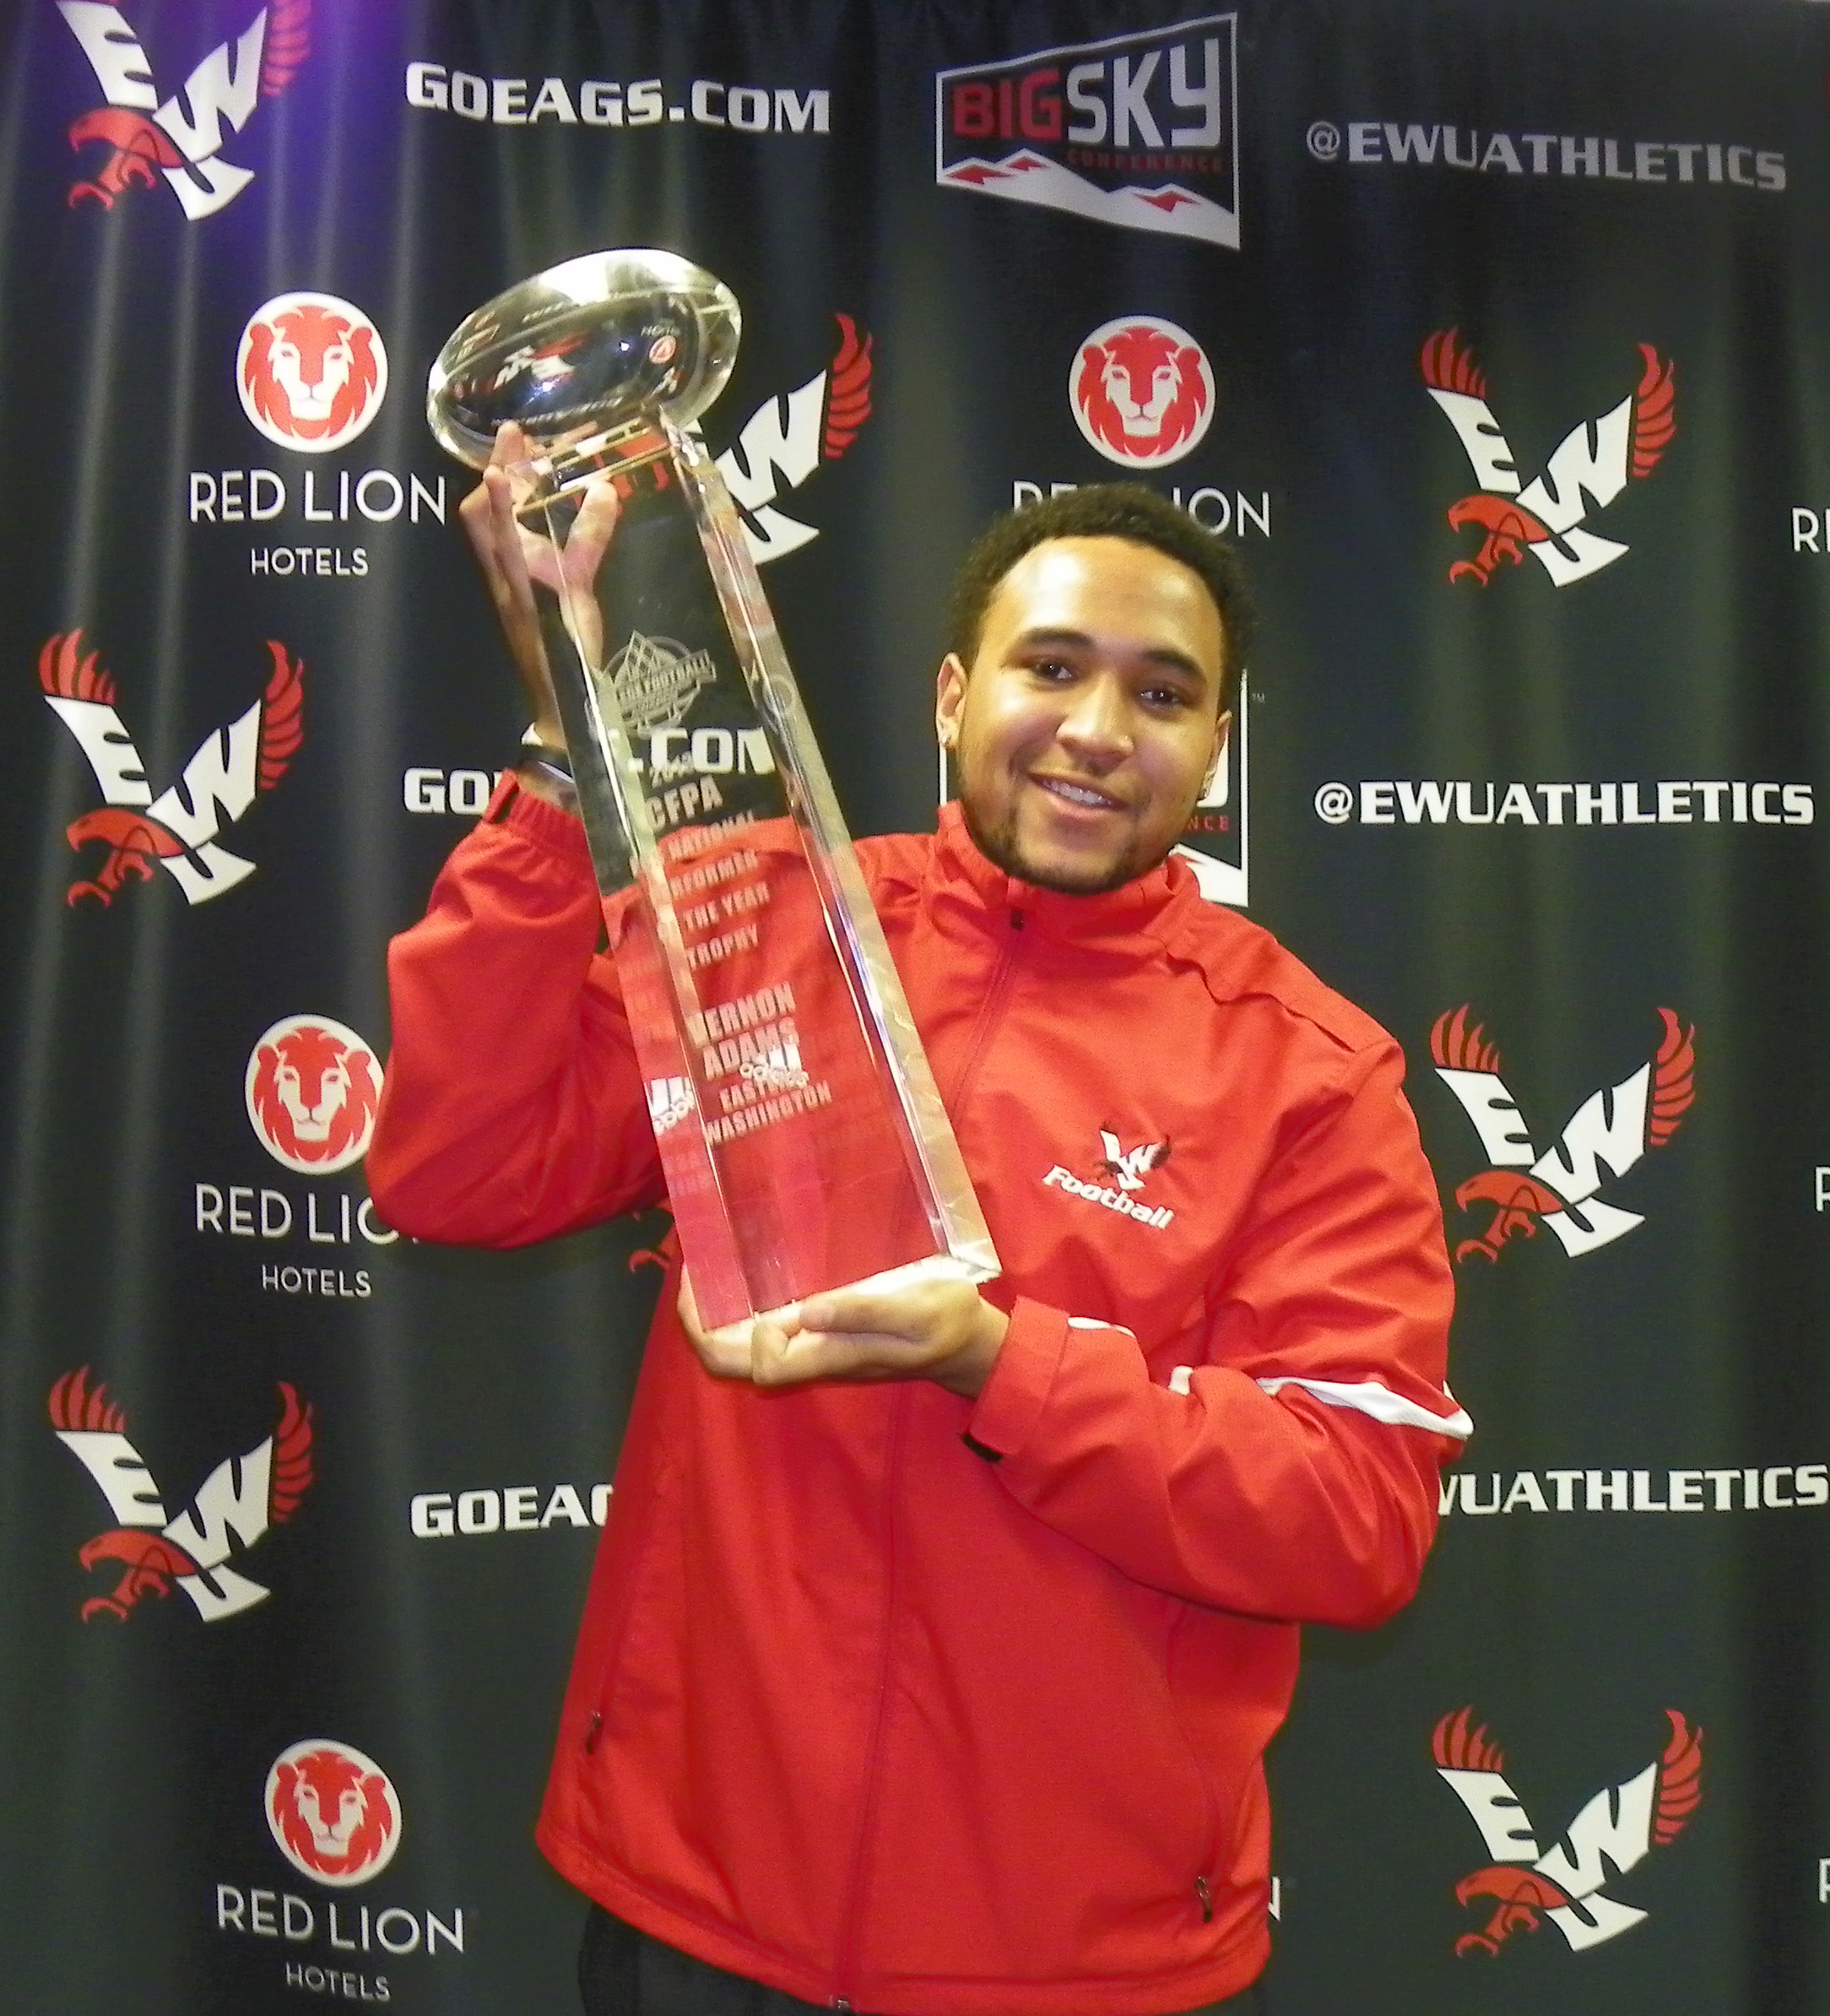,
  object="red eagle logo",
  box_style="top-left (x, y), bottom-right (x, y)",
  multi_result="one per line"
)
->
top-left (41, 629), bottom-right (303, 908)
top-left (1422, 328), bottom-right (1676, 586)
top-left (1434, 1705), bottom-right (1703, 1956)
top-left (50, 1367), bottom-right (313, 1623)
top-left (713, 313), bottom-right (873, 561)
top-left (62, 0), bottom-right (310, 218)
top-left (1429, 1005), bottom-right (1696, 1263)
